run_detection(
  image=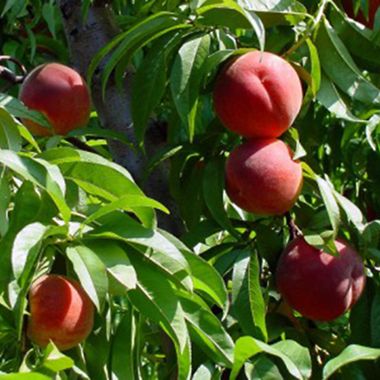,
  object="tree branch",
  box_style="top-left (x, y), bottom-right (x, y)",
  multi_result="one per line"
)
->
top-left (57, 0), bottom-right (184, 235)
top-left (0, 55), bottom-right (27, 90)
